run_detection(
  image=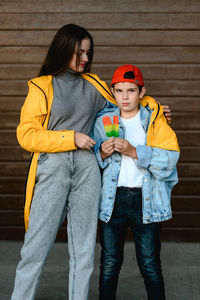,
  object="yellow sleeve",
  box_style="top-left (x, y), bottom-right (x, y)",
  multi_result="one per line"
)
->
top-left (147, 113), bottom-right (180, 152)
top-left (16, 83), bottom-right (77, 153)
